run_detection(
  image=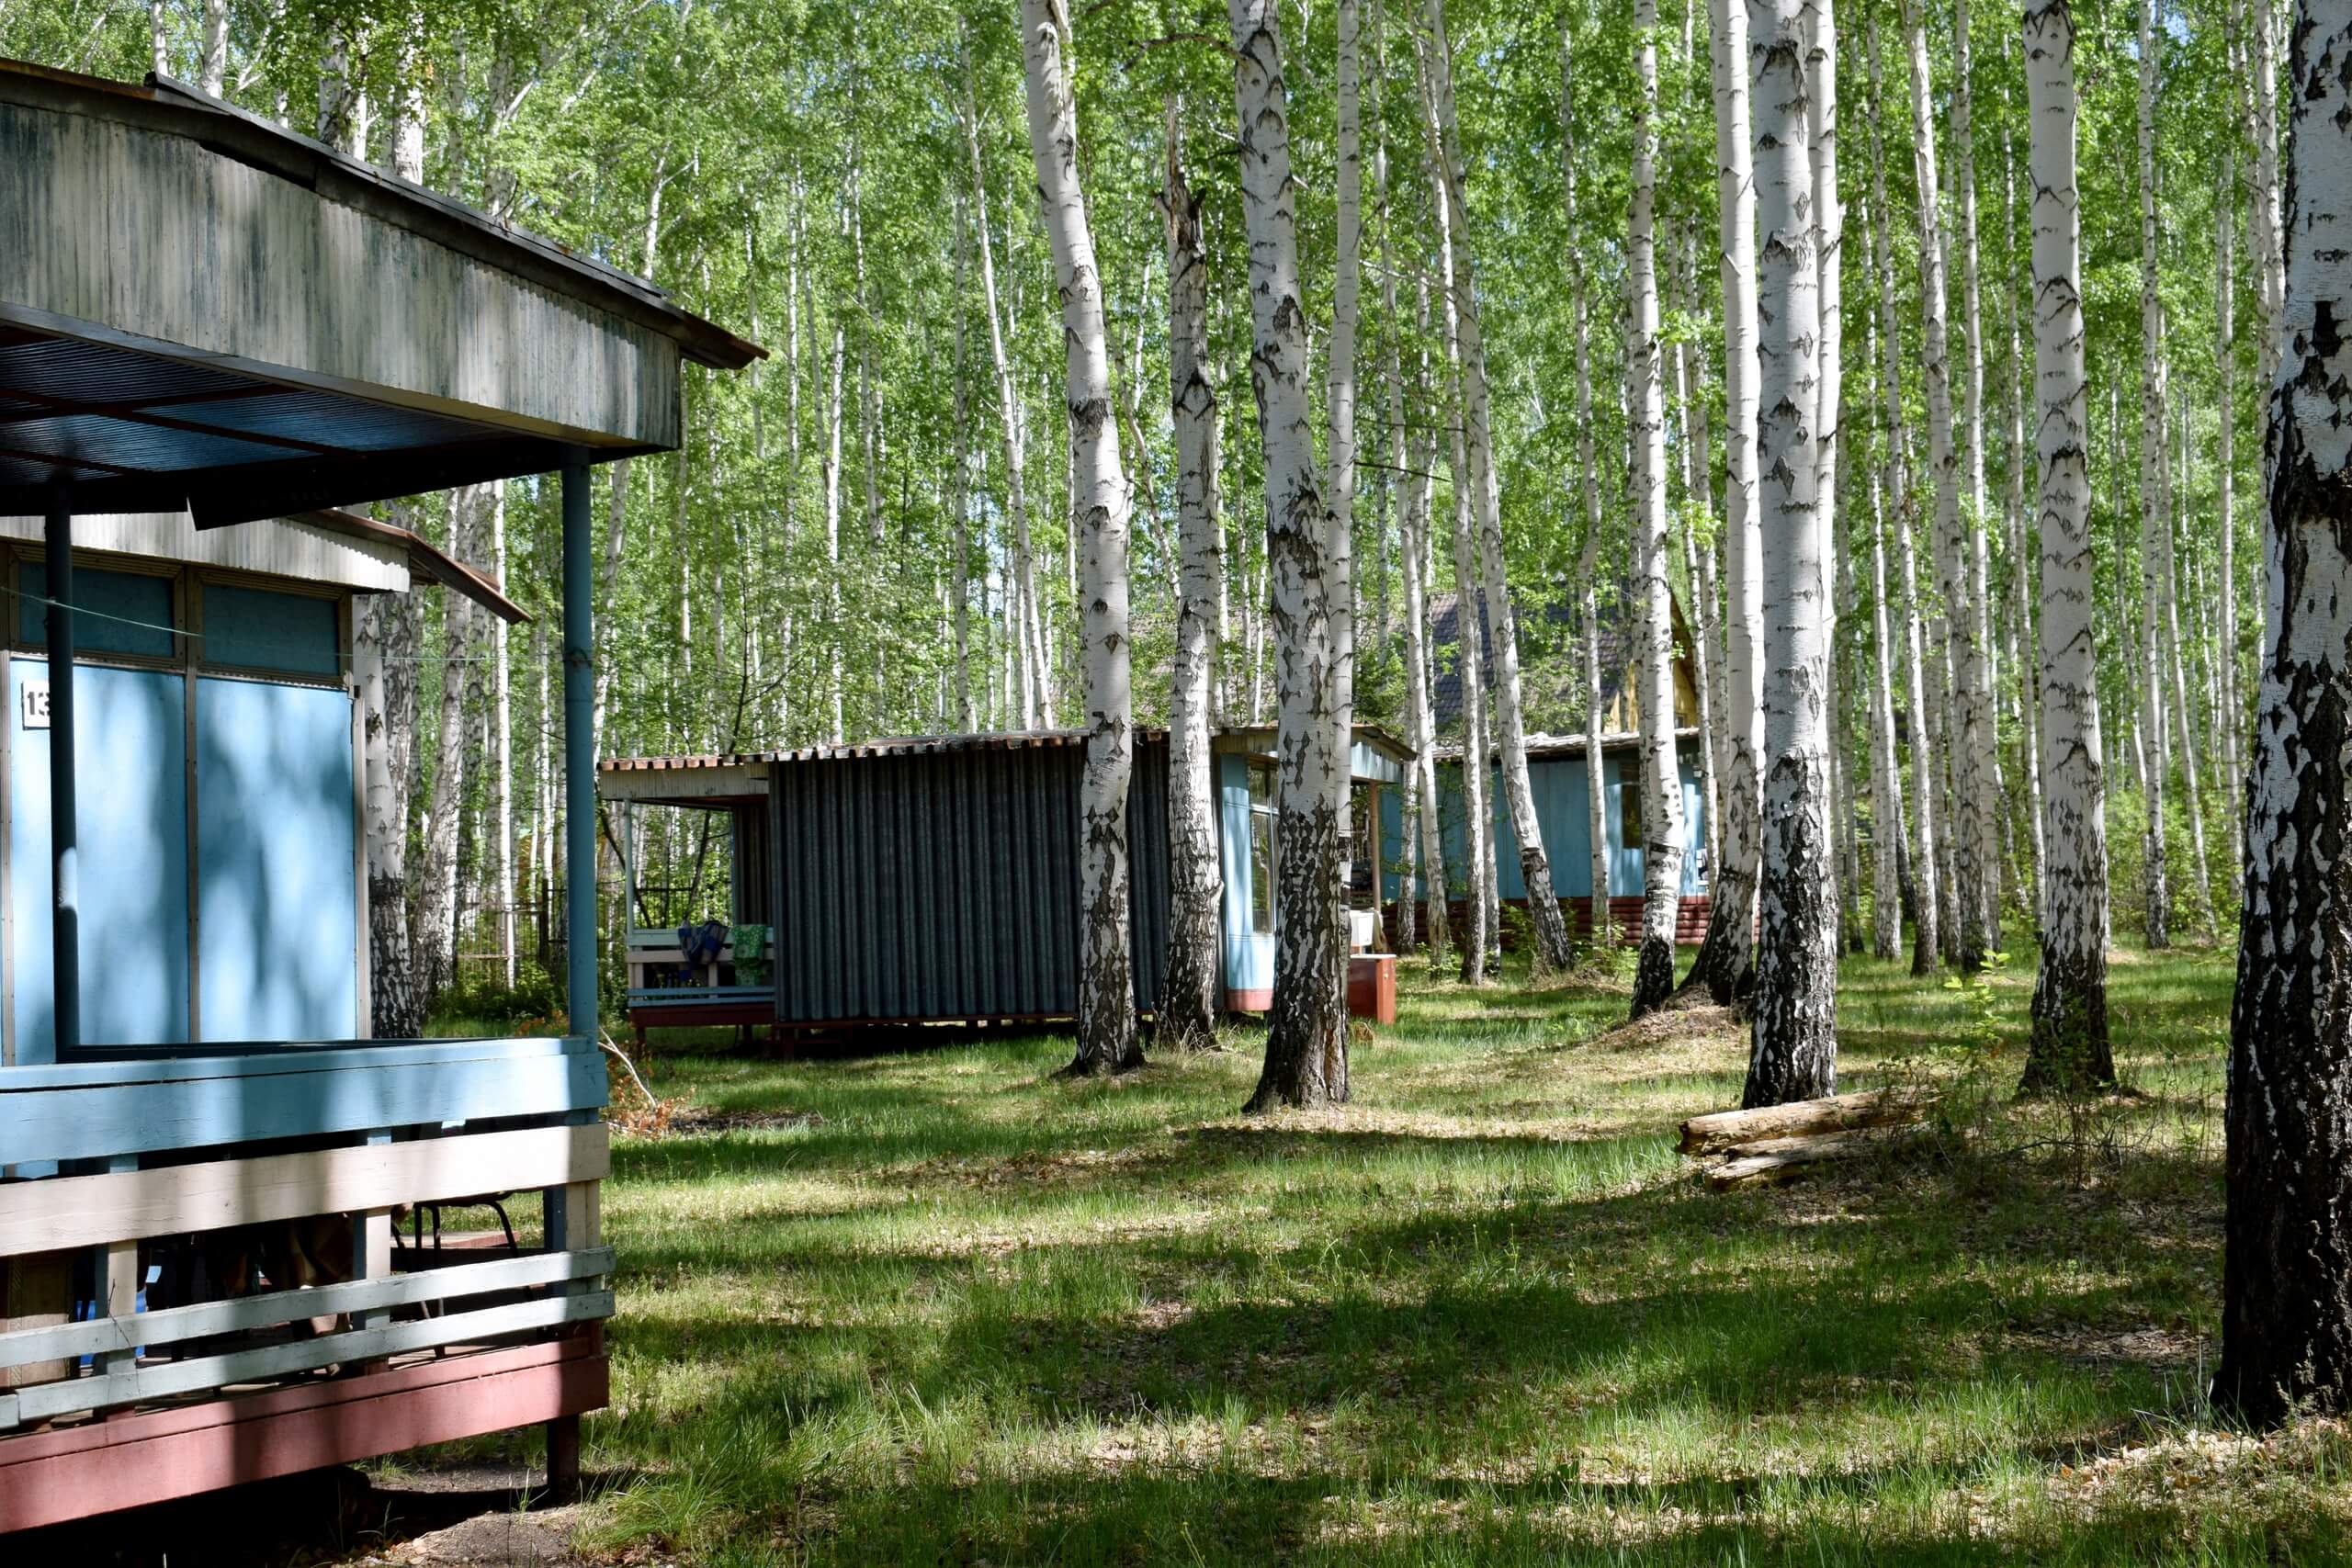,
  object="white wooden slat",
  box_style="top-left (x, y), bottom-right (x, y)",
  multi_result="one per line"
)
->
top-left (0, 1124), bottom-right (607, 1259)
top-left (0, 1247), bottom-right (614, 1371)
top-left (0, 1289), bottom-right (615, 1429)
